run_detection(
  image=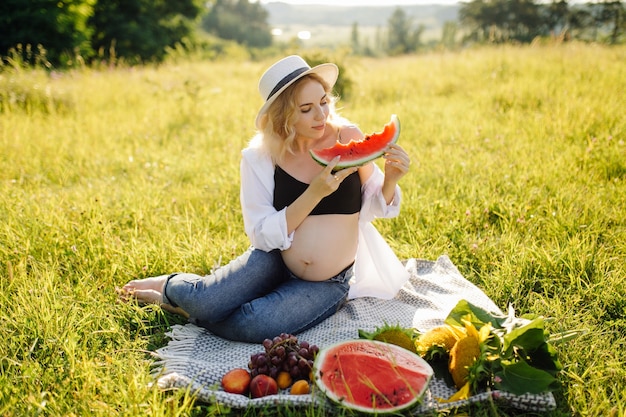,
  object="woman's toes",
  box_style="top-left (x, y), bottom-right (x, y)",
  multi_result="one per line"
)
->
top-left (129, 288), bottom-right (163, 304)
